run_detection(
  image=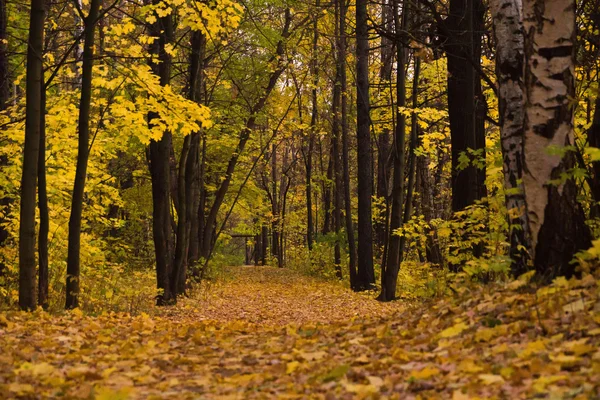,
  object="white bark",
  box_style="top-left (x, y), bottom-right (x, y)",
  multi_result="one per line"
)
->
top-left (522, 0), bottom-right (576, 256)
top-left (490, 0), bottom-right (531, 270)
